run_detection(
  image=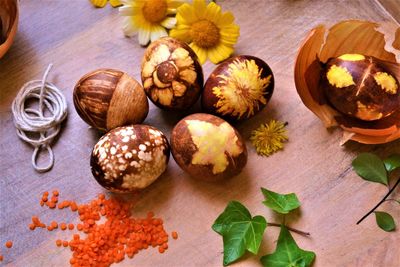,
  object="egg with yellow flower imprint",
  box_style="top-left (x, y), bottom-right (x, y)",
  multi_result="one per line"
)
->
top-left (141, 37), bottom-right (204, 110)
top-left (321, 54), bottom-right (400, 121)
top-left (202, 55), bottom-right (274, 121)
top-left (119, 0), bottom-right (185, 46)
top-left (171, 113), bottom-right (247, 181)
top-left (295, 20), bottom-right (400, 144)
top-left (170, 0), bottom-right (240, 64)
